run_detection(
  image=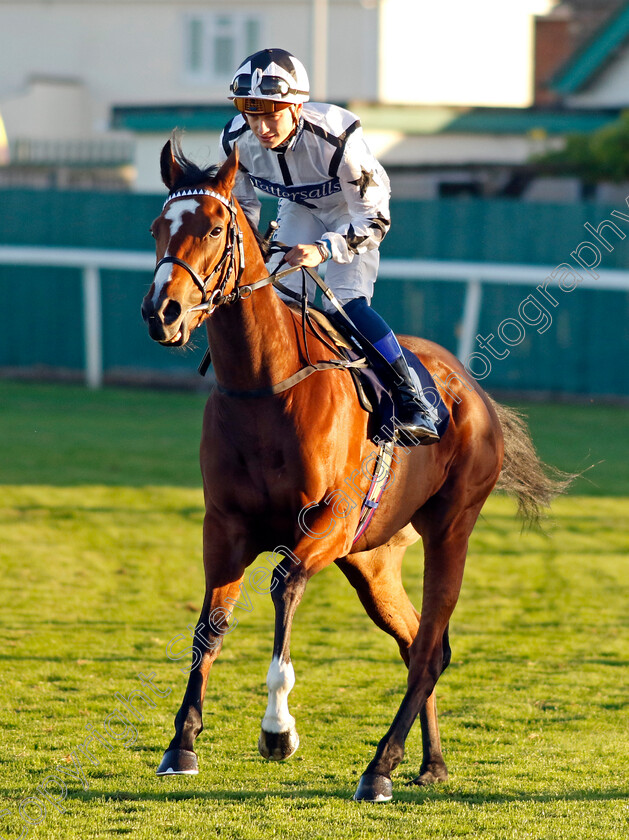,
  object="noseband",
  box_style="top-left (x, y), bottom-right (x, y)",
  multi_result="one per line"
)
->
top-left (153, 188), bottom-right (245, 315)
